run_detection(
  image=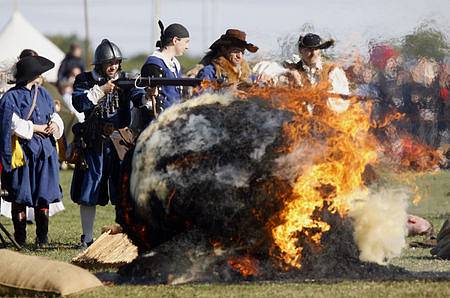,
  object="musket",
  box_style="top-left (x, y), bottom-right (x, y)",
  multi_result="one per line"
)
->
top-left (328, 93), bottom-right (379, 102)
top-left (114, 76), bottom-right (204, 89)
